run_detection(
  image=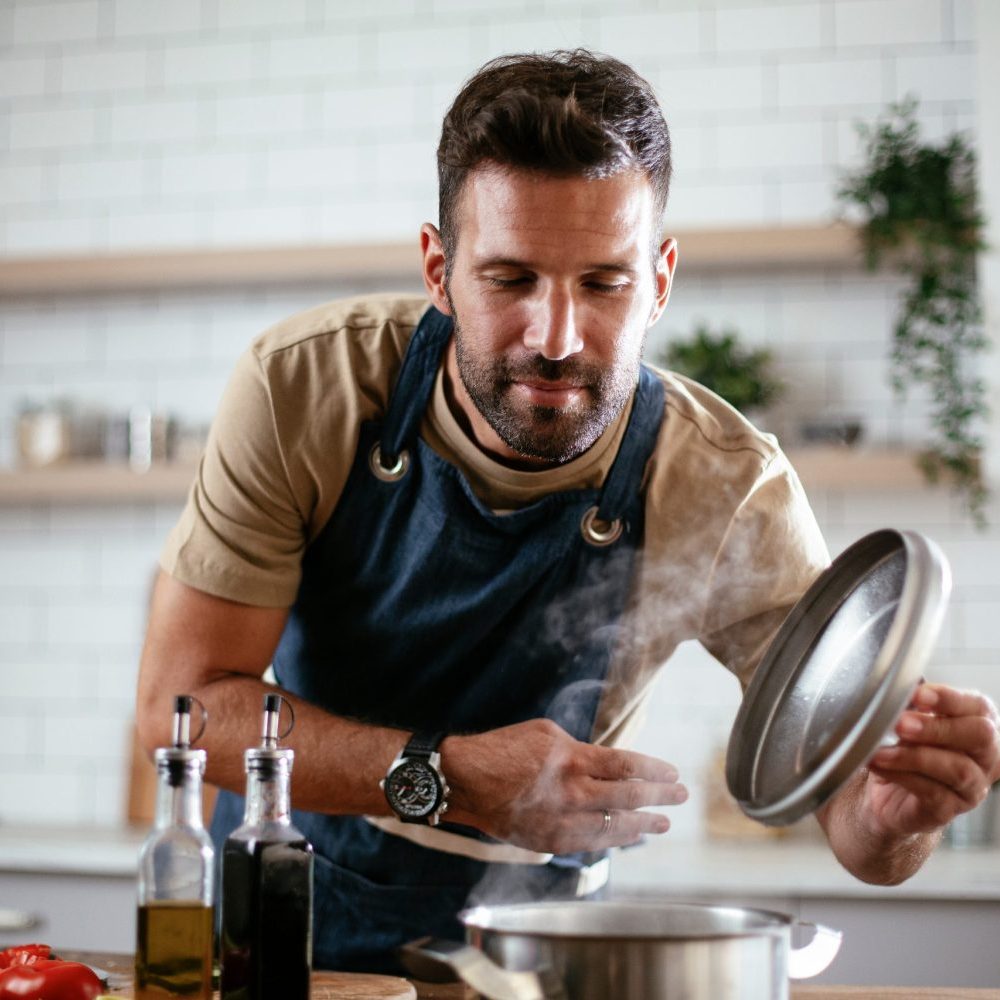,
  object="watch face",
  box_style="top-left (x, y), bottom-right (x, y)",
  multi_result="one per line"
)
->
top-left (384, 759), bottom-right (442, 819)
